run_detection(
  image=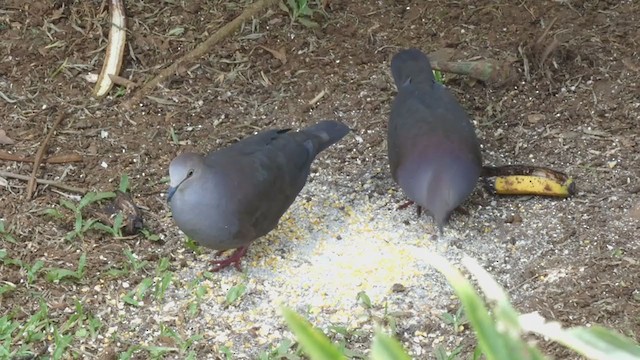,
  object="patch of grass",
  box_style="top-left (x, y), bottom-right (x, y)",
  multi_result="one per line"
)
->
top-left (257, 338), bottom-right (303, 360)
top-left (440, 306), bottom-right (468, 333)
top-left (434, 344), bottom-right (464, 360)
top-left (57, 191), bottom-right (117, 241)
top-left (0, 250), bottom-right (45, 287)
top-left (141, 228), bottom-right (161, 242)
top-left (355, 290), bottom-right (371, 309)
top-left (154, 257), bottom-right (173, 302)
top-left (118, 174), bottom-right (130, 193)
top-left (45, 253), bottom-right (87, 283)
top-left (60, 301), bottom-right (102, 341)
top-left (46, 174), bottom-right (135, 240)
top-left (158, 323), bottom-right (203, 354)
top-left (0, 219), bottom-right (16, 244)
top-left (92, 212), bottom-right (125, 237)
top-left (0, 298), bottom-right (100, 358)
top-left (279, 0), bottom-right (323, 28)
top-left (170, 126), bottom-right (179, 144)
top-left (433, 69), bottom-right (444, 84)
top-left (105, 248), bottom-right (146, 278)
top-left (186, 280), bottom-right (209, 318)
top-left (282, 255), bottom-right (640, 359)
top-left (225, 276), bottom-right (248, 307)
top-left (184, 237), bottom-right (203, 254)
top-left (122, 278), bottom-right (154, 307)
